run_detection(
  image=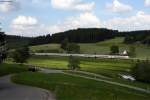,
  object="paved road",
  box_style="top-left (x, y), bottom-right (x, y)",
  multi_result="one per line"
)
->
top-left (40, 68), bottom-right (150, 94)
top-left (34, 53), bottom-right (130, 59)
top-left (0, 75), bottom-right (55, 100)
